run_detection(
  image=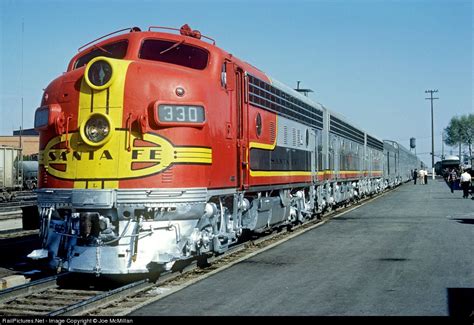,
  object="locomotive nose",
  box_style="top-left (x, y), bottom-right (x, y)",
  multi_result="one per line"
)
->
top-left (37, 57), bottom-right (134, 189)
